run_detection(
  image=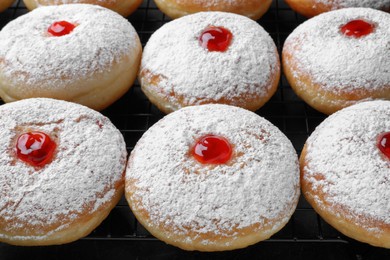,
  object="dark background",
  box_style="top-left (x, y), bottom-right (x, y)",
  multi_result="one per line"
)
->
top-left (0, 0), bottom-right (389, 259)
